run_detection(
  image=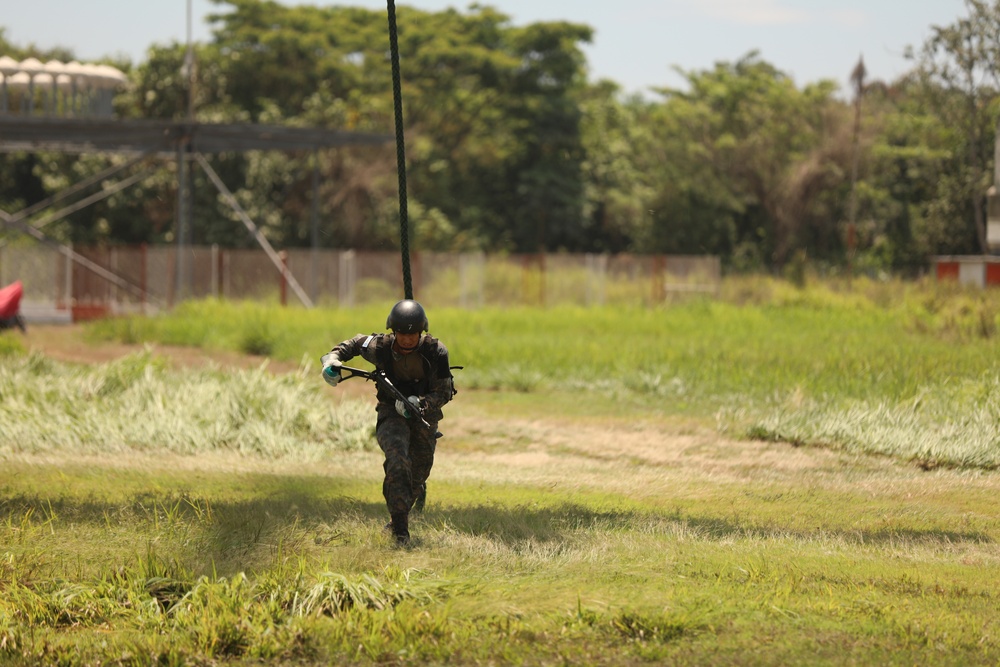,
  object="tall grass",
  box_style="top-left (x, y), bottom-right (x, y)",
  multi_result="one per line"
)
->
top-left (83, 276), bottom-right (1000, 469)
top-left (737, 375), bottom-right (1000, 469)
top-left (0, 350), bottom-right (375, 459)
